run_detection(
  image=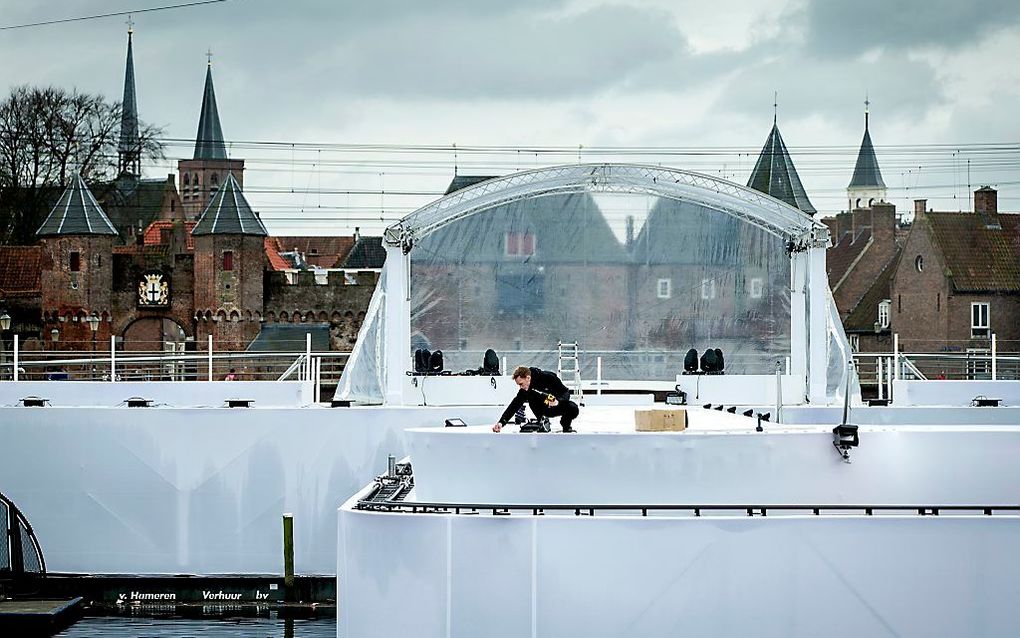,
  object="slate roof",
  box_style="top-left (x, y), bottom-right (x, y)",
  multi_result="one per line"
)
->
top-left (341, 236), bottom-right (387, 269)
top-left (444, 175), bottom-right (497, 195)
top-left (118, 31), bottom-right (140, 160)
top-left (417, 179), bottom-right (629, 265)
top-left (826, 228), bottom-right (872, 290)
top-left (192, 174), bottom-right (268, 236)
top-left (35, 174), bottom-right (119, 237)
top-left (97, 178), bottom-right (170, 240)
top-left (632, 197), bottom-right (762, 266)
top-left (0, 246), bottom-right (43, 297)
top-left (926, 212), bottom-right (1020, 292)
top-left (849, 116), bottom-right (886, 189)
top-left (193, 65), bottom-right (228, 160)
top-left (844, 249), bottom-right (900, 332)
top-left (746, 124), bottom-right (816, 214)
top-left (247, 323), bottom-right (331, 352)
